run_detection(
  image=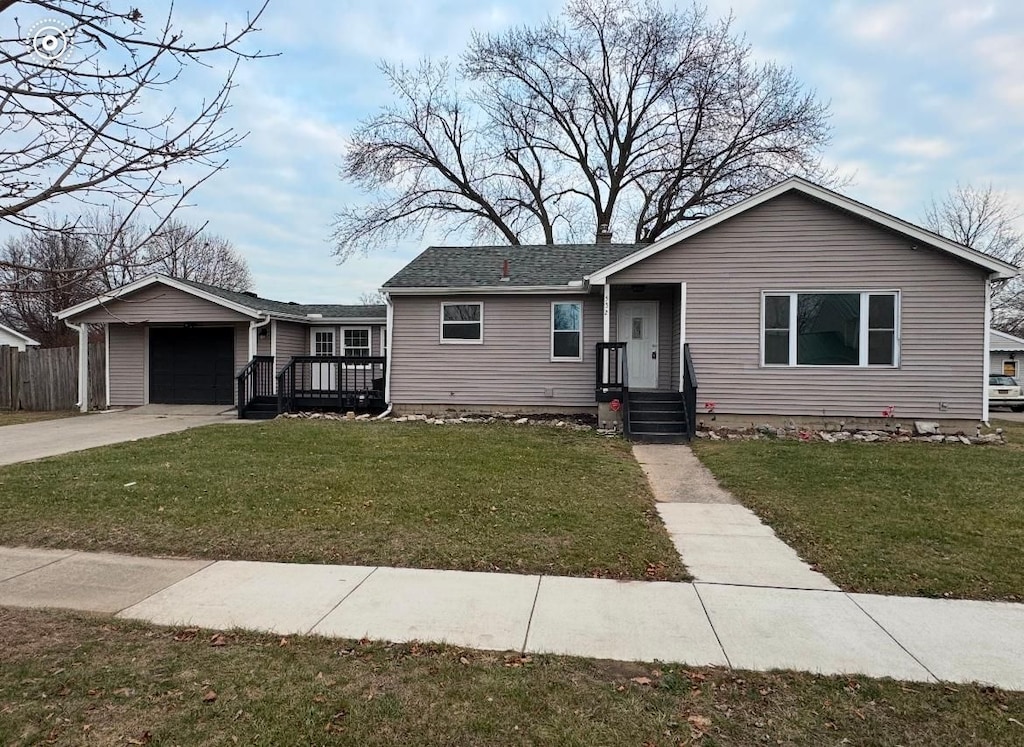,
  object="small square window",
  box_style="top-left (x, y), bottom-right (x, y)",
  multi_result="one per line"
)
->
top-left (441, 303), bottom-right (483, 342)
